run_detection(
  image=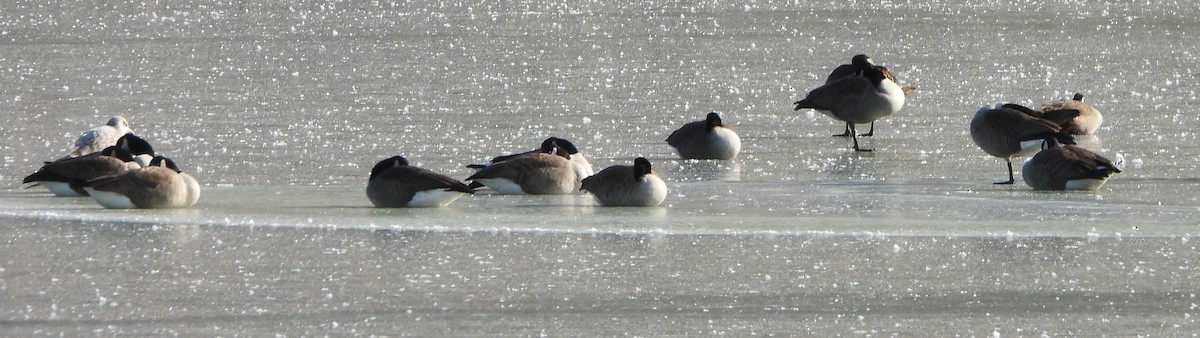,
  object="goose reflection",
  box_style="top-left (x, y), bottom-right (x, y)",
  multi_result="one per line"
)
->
top-left (669, 160), bottom-right (742, 182)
